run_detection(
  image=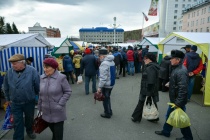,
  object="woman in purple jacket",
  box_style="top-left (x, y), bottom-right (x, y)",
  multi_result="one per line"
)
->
top-left (38, 58), bottom-right (71, 140)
